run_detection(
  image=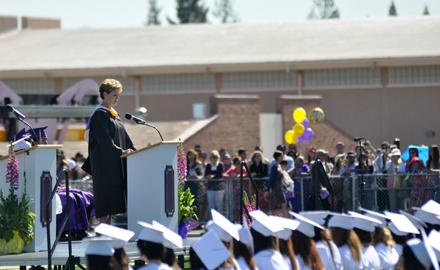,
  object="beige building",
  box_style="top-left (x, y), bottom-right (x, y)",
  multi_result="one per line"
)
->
top-left (0, 16), bottom-right (440, 154)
